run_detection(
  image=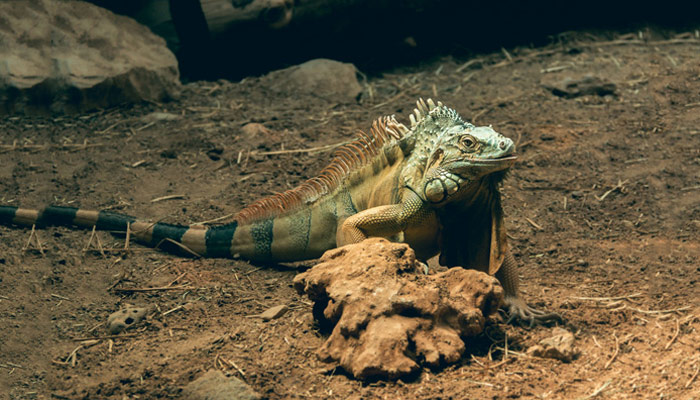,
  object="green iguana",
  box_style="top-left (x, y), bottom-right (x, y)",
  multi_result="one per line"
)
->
top-left (0, 99), bottom-right (560, 324)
